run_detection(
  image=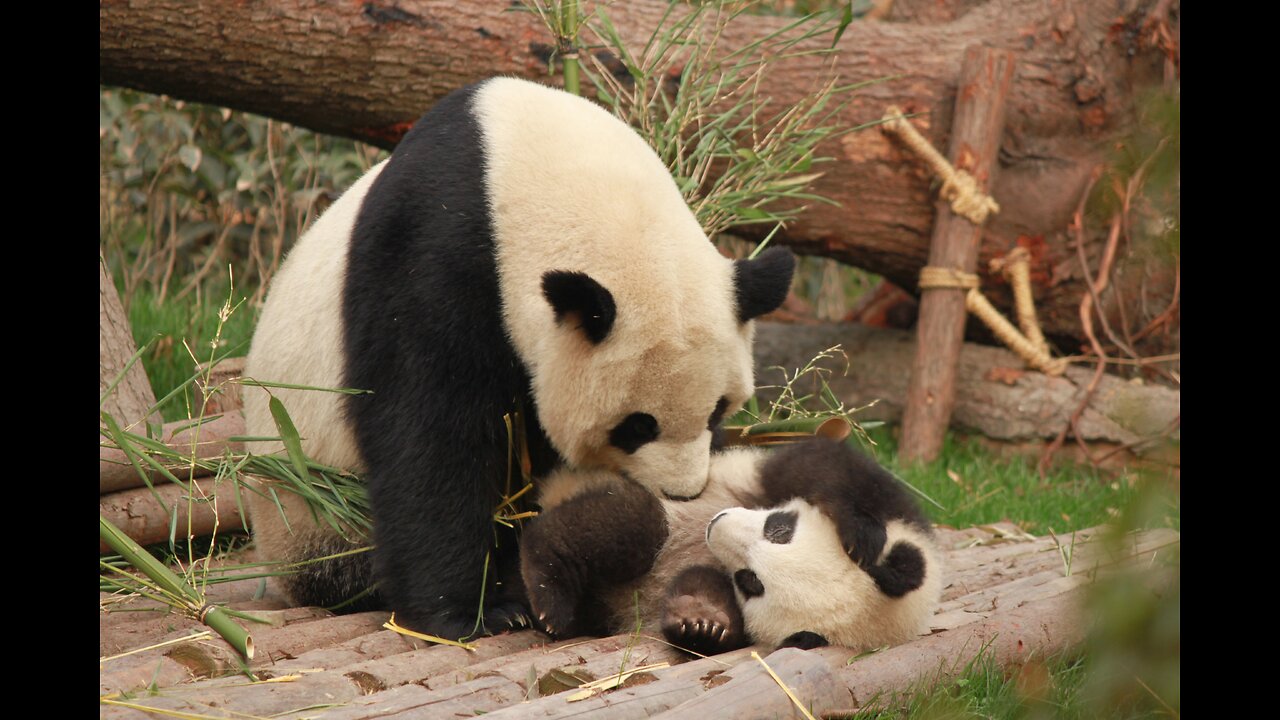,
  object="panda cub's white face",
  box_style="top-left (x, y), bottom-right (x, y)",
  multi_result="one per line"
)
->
top-left (706, 499), bottom-right (881, 648)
